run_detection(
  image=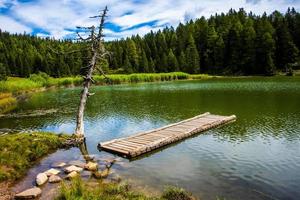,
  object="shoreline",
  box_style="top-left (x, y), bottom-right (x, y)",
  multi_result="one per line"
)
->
top-left (0, 72), bottom-right (217, 114)
top-left (0, 73), bottom-right (296, 115)
top-left (0, 132), bottom-right (195, 200)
